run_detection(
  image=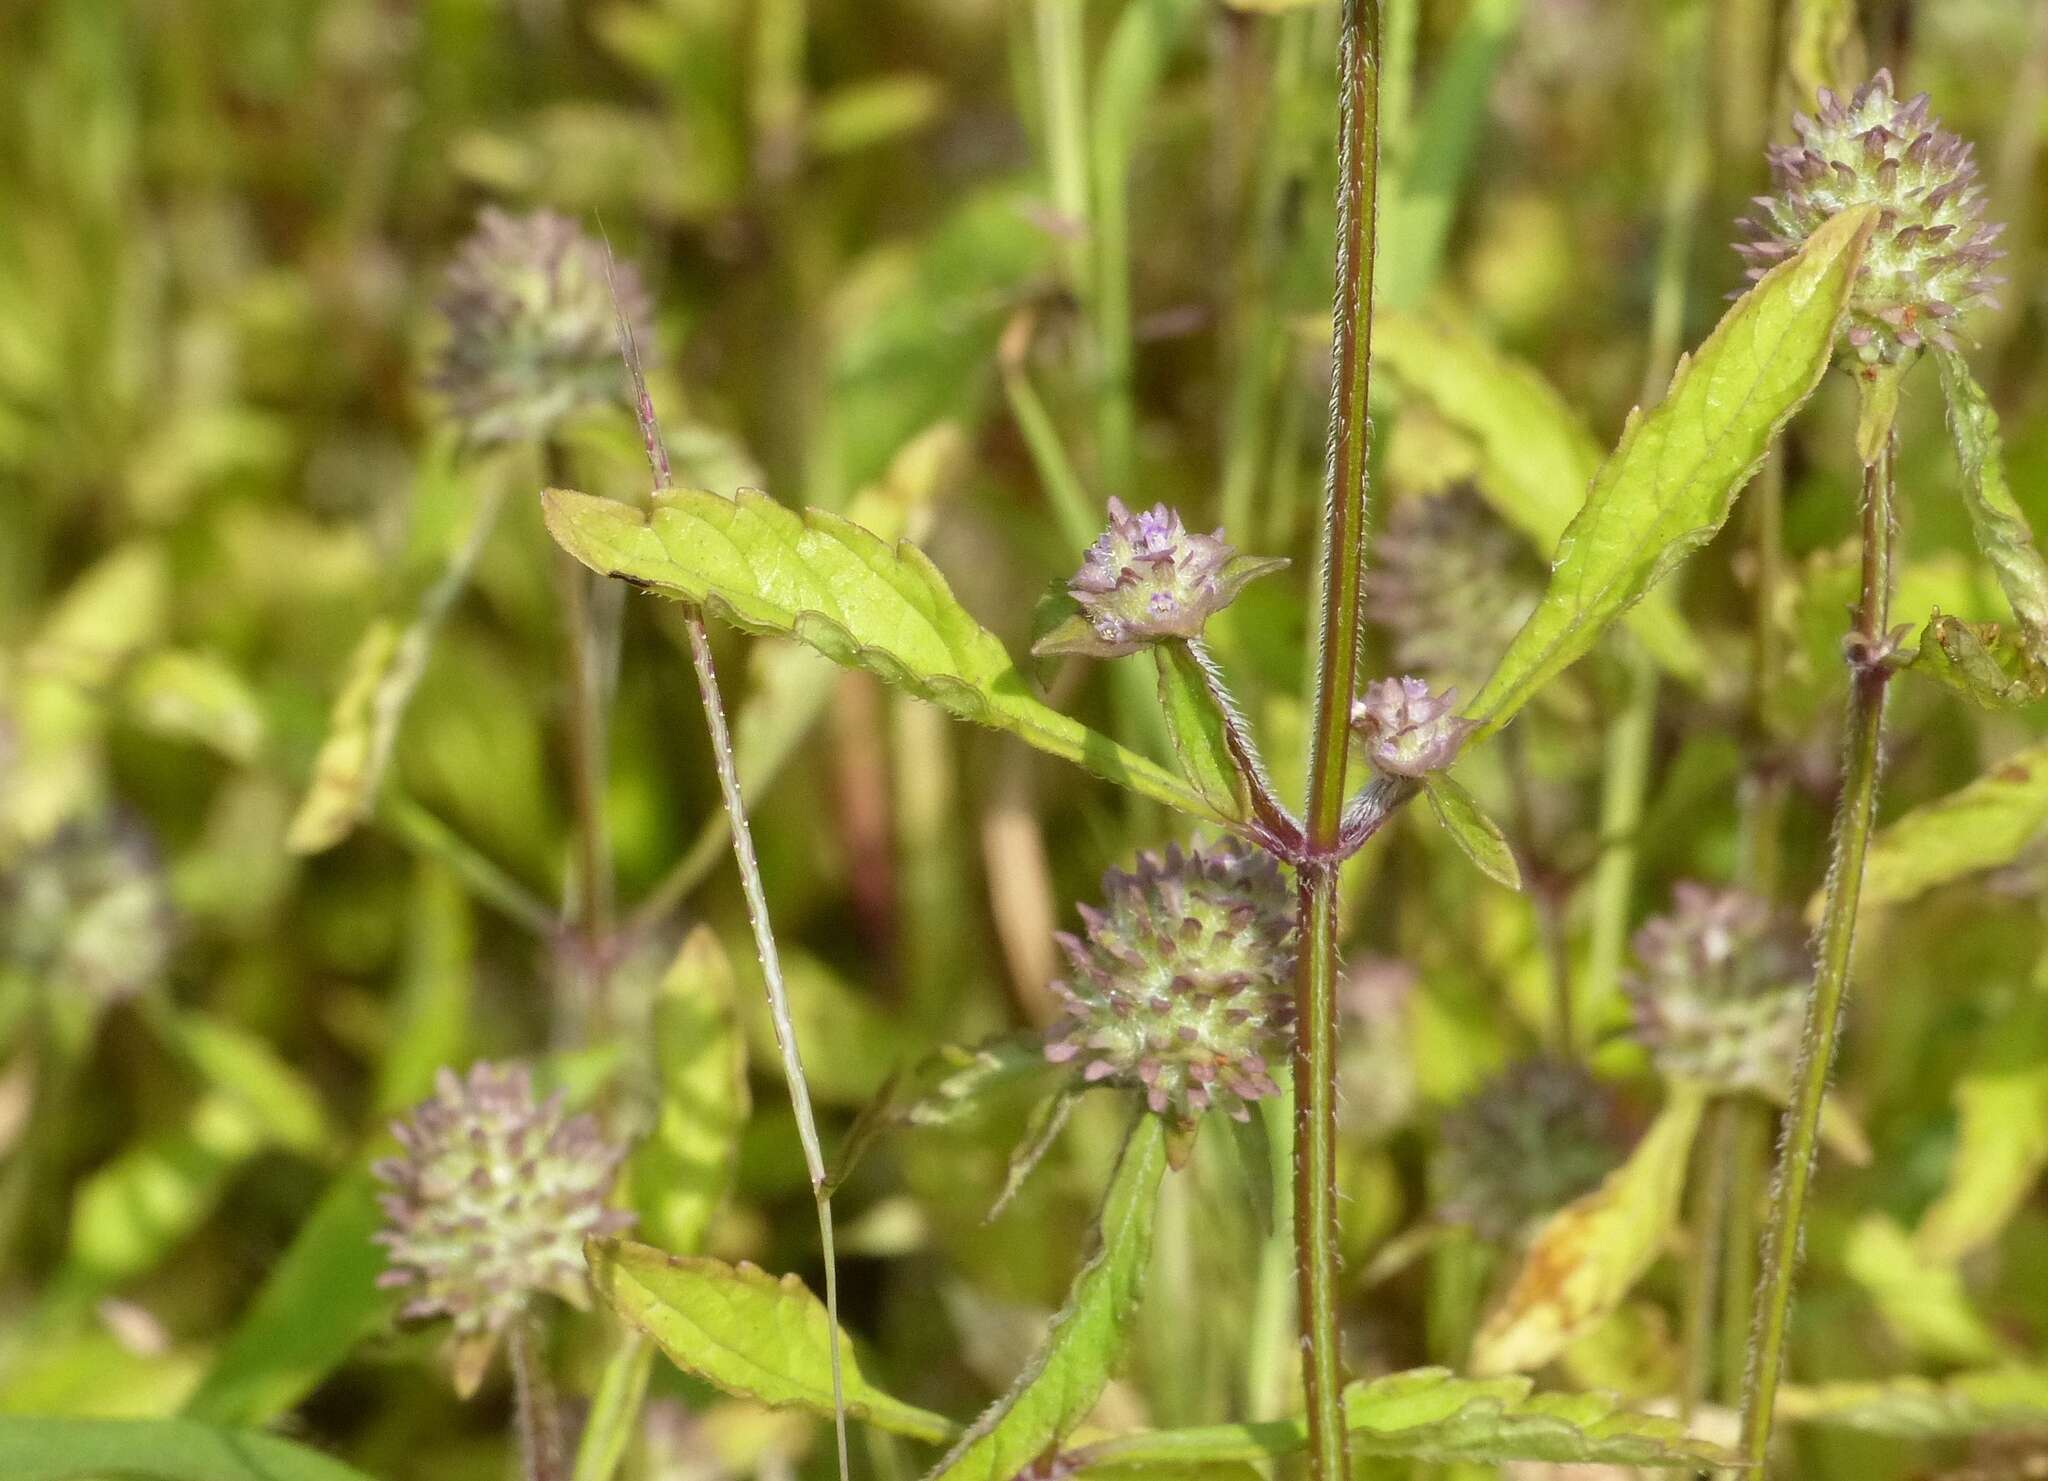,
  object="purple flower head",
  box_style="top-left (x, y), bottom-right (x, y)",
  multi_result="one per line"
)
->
top-left (1736, 69), bottom-right (2004, 365)
top-left (1036, 498), bottom-right (1286, 658)
top-left (1626, 884), bottom-right (1809, 1095)
top-left (373, 1061), bottom-right (634, 1395)
top-left (1044, 838), bottom-right (1296, 1128)
top-left (1351, 676), bottom-right (1472, 778)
